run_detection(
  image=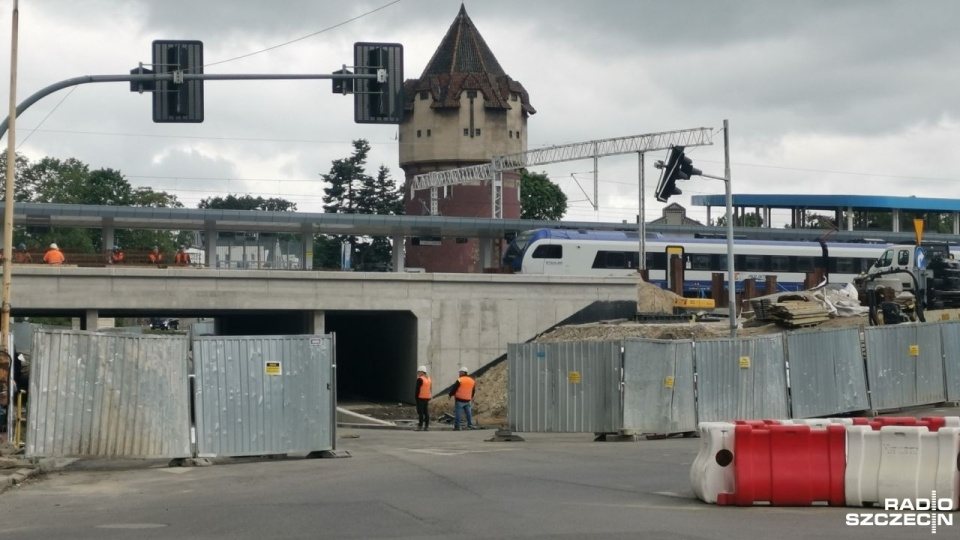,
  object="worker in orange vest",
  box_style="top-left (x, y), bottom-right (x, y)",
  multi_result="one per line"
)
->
top-left (110, 246), bottom-right (125, 264)
top-left (148, 246), bottom-right (163, 264)
top-left (415, 366), bottom-right (432, 431)
top-left (42, 243), bottom-right (65, 265)
top-left (447, 366), bottom-right (477, 430)
top-left (174, 245), bottom-right (191, 266)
